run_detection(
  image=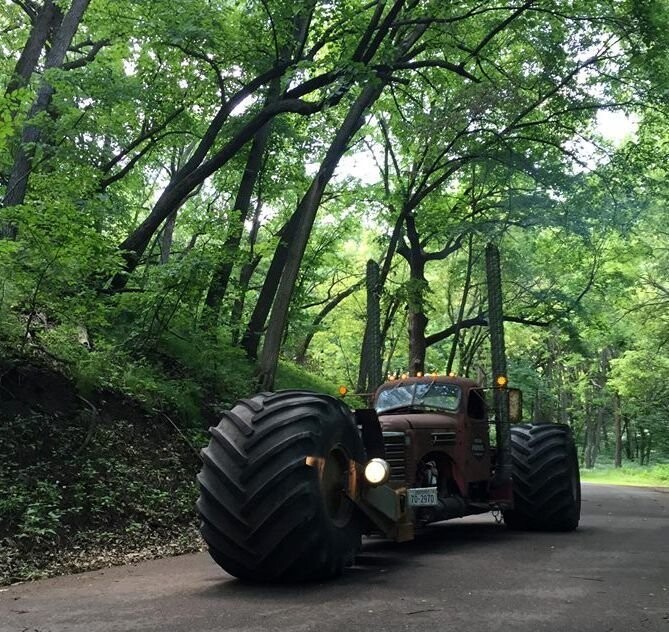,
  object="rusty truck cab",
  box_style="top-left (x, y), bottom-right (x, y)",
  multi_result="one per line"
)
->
top-left (373, 376), bottom-right (494, 503)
